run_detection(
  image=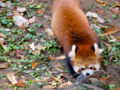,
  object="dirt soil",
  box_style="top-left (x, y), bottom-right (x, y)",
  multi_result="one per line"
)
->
top-left (0, 0), bottom-right (120, 90)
